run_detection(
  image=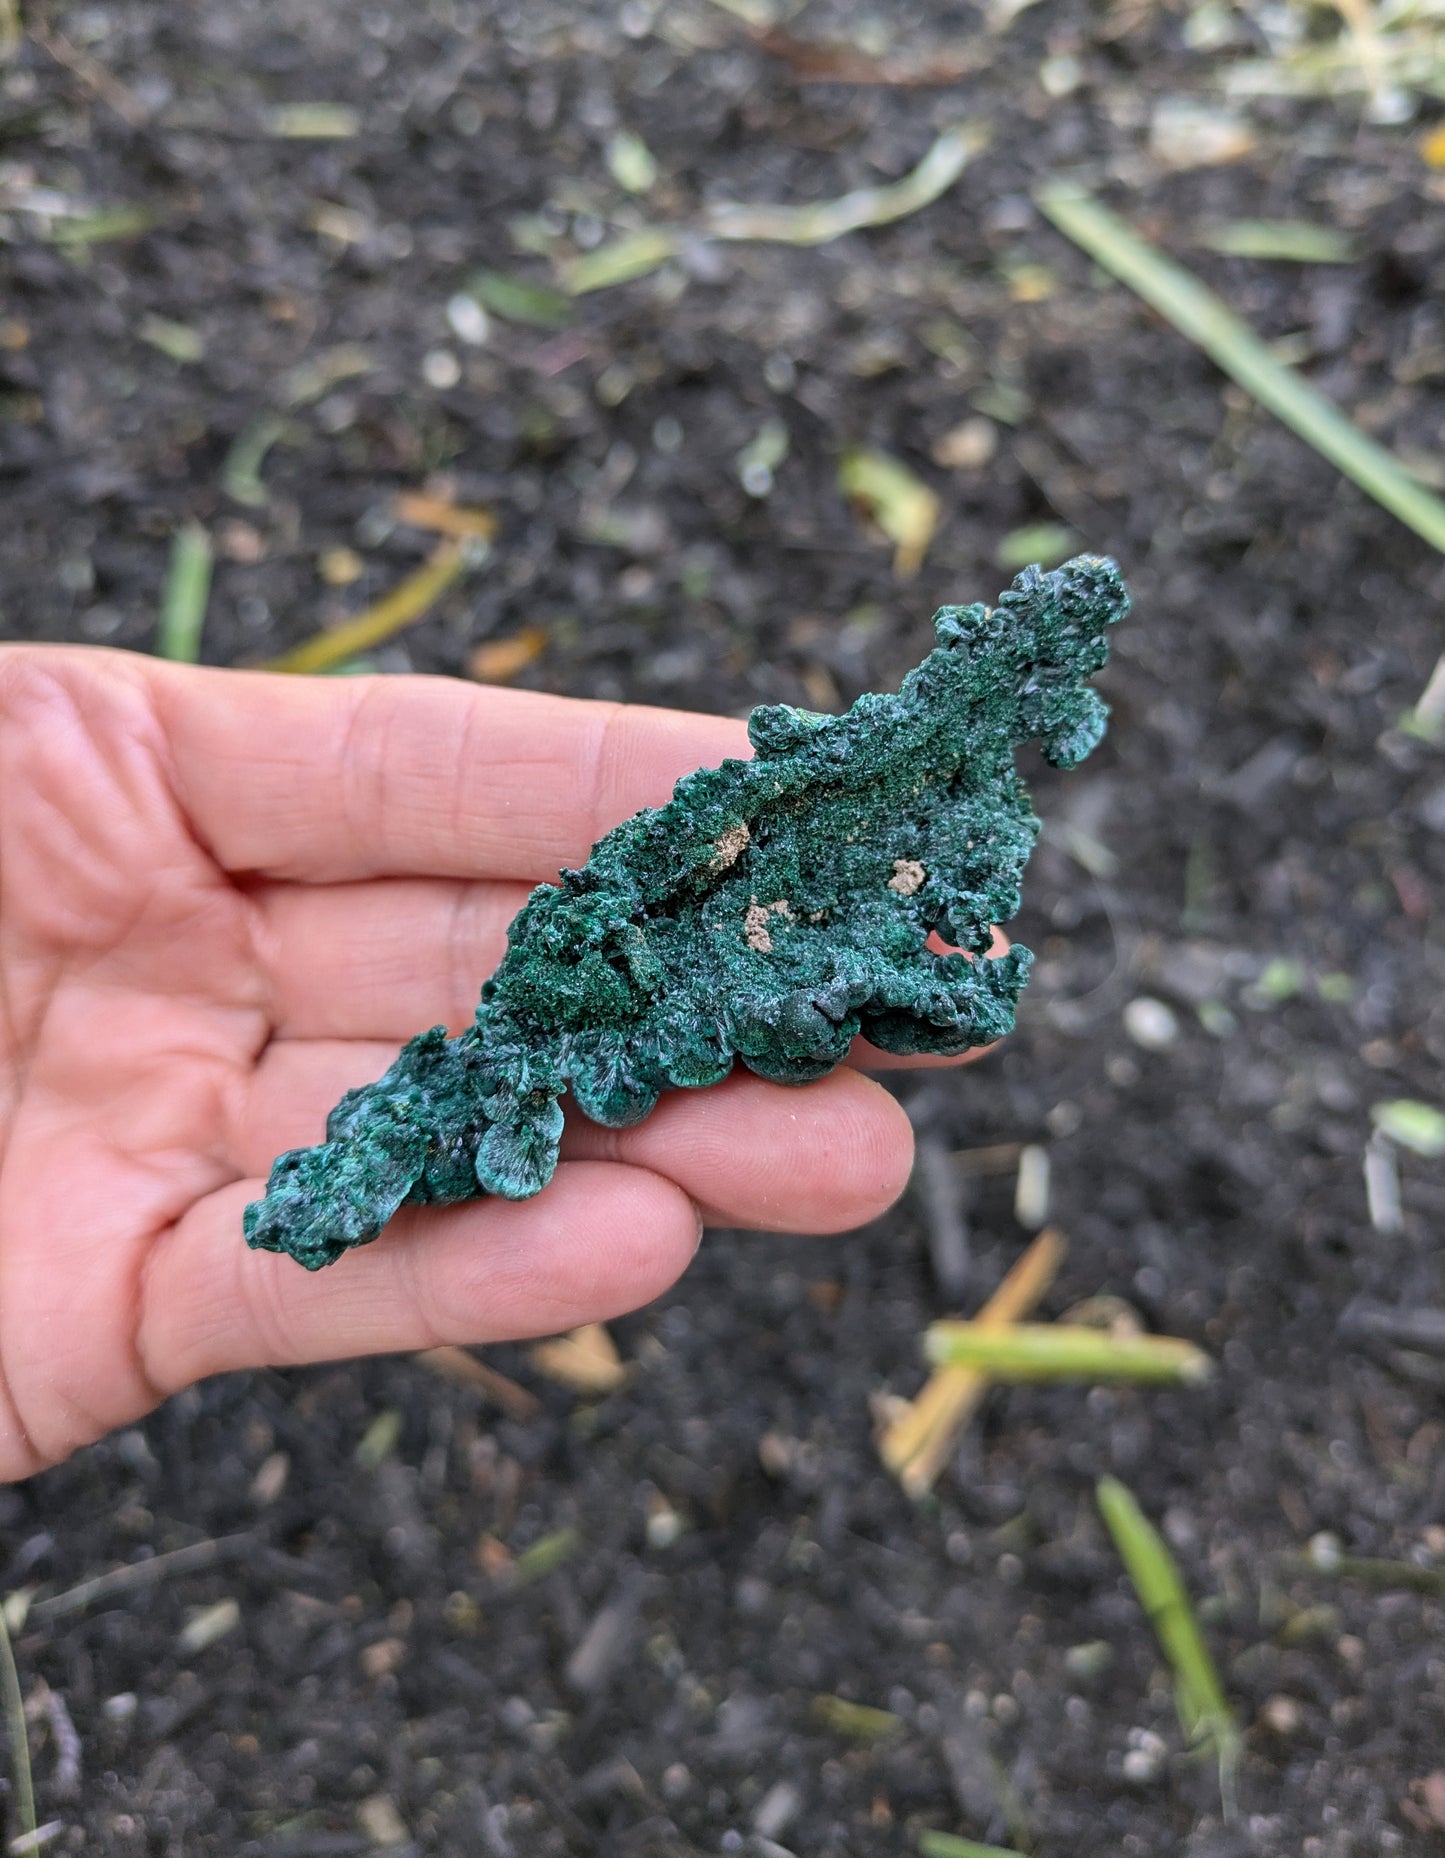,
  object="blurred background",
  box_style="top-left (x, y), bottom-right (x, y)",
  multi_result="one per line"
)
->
top-left (3, 1), bottom-right (1445, 1853)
